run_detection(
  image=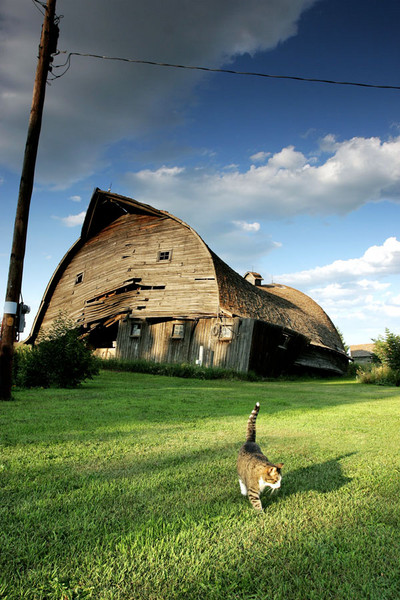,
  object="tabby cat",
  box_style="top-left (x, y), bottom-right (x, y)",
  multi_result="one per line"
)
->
top-left (237, 402), bottom-right (283, 511)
